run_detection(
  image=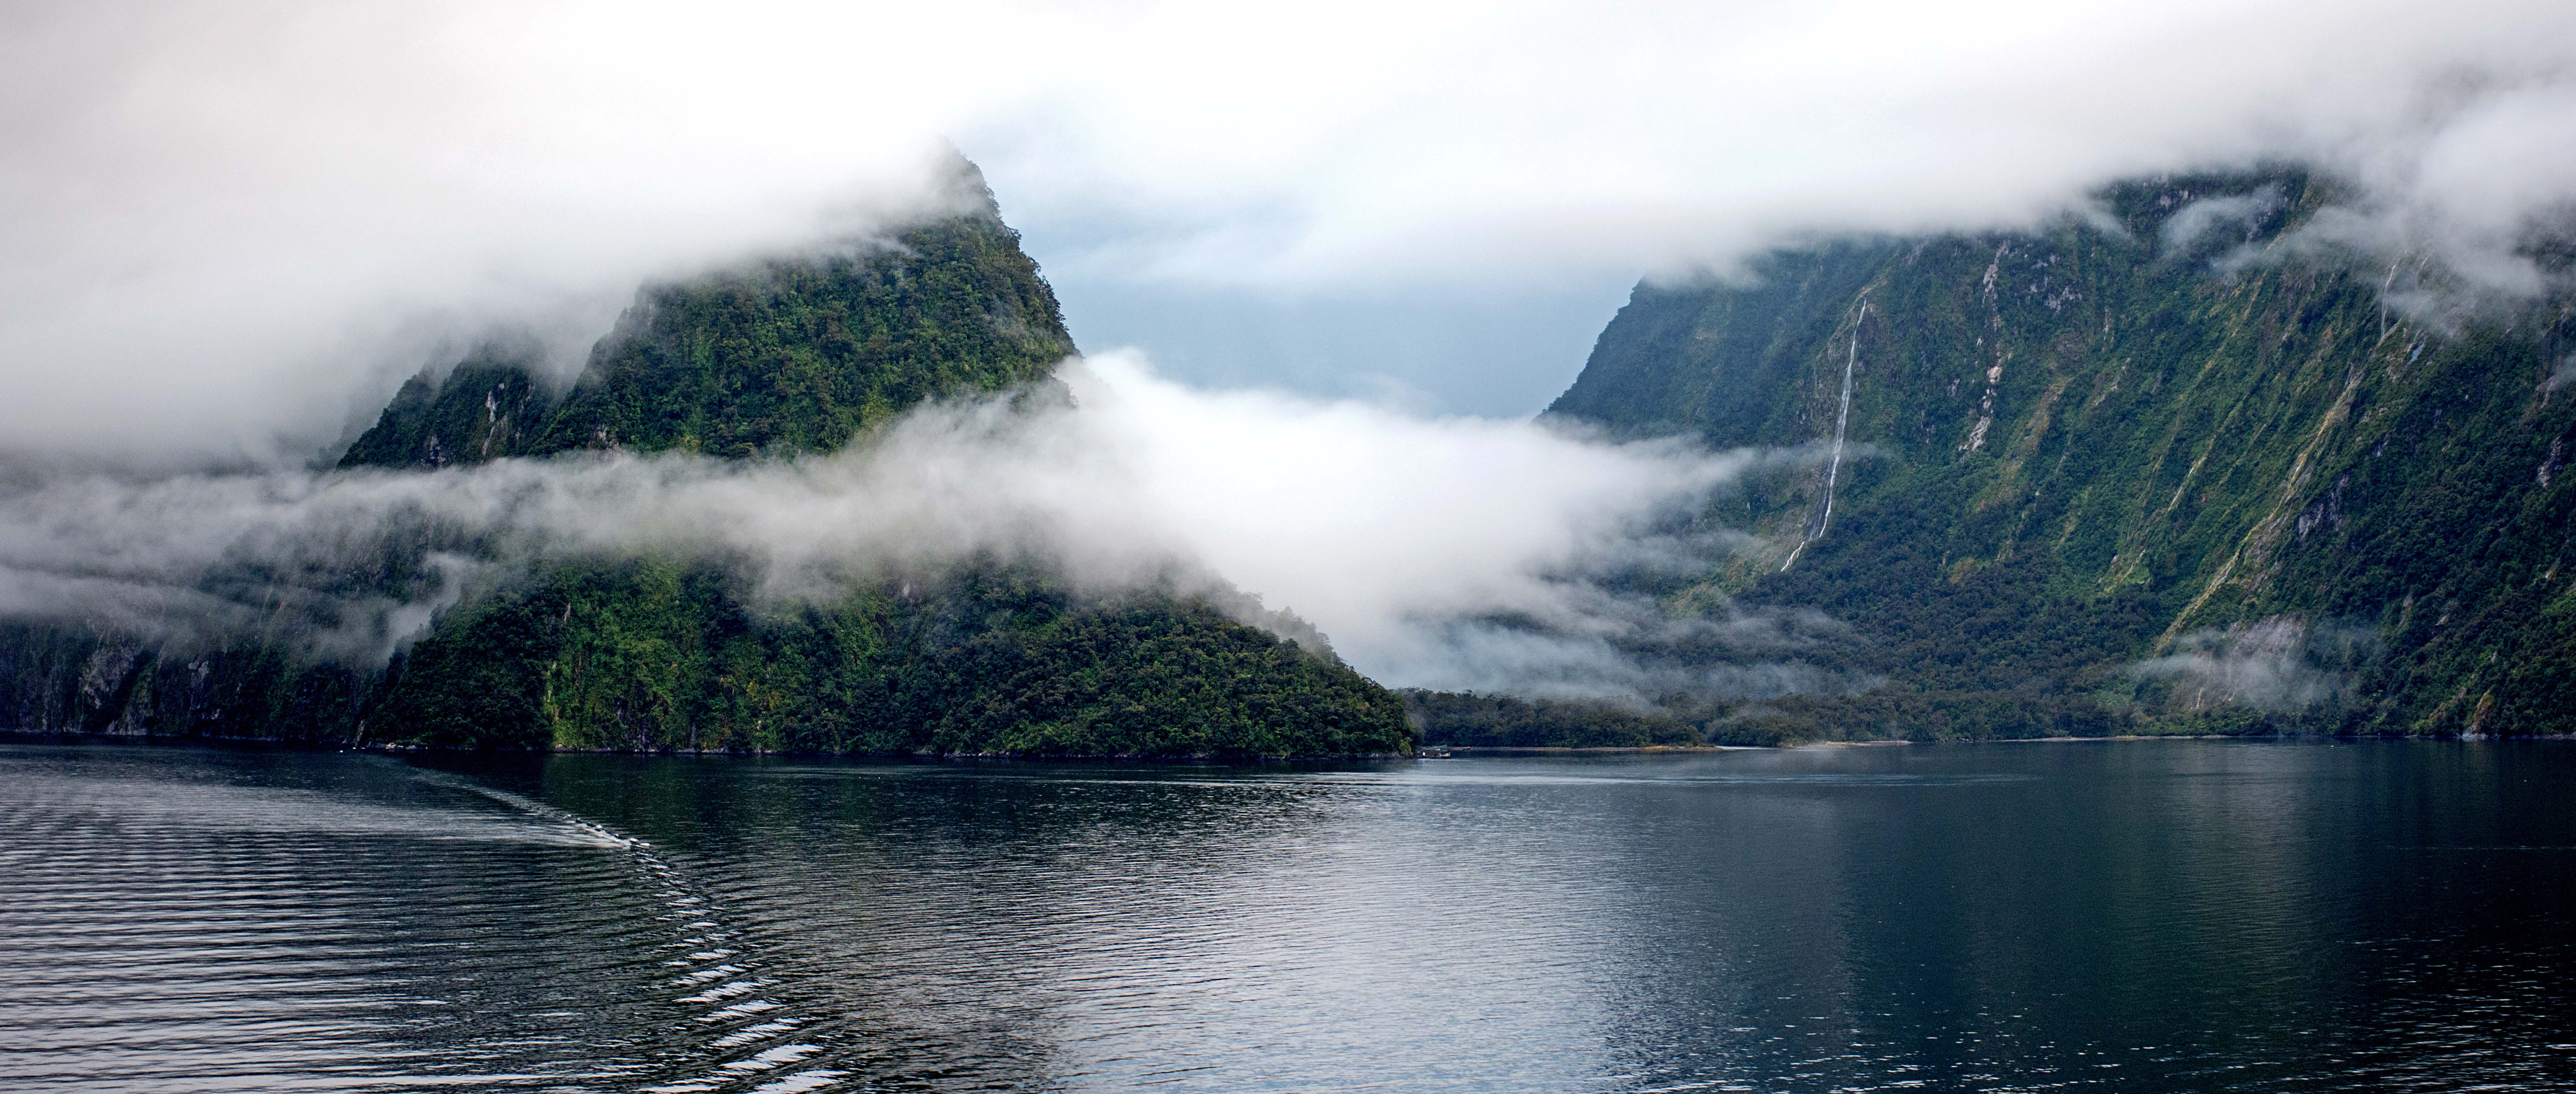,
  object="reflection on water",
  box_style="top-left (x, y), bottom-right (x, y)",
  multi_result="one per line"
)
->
top-left (3, 740), bottom-right (2573, 1091)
